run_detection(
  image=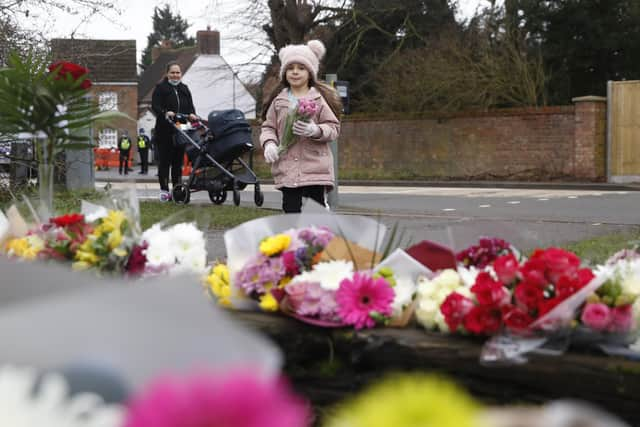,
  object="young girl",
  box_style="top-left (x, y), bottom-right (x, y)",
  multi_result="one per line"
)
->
top-left (260, 40), bottom-right (342, 213)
